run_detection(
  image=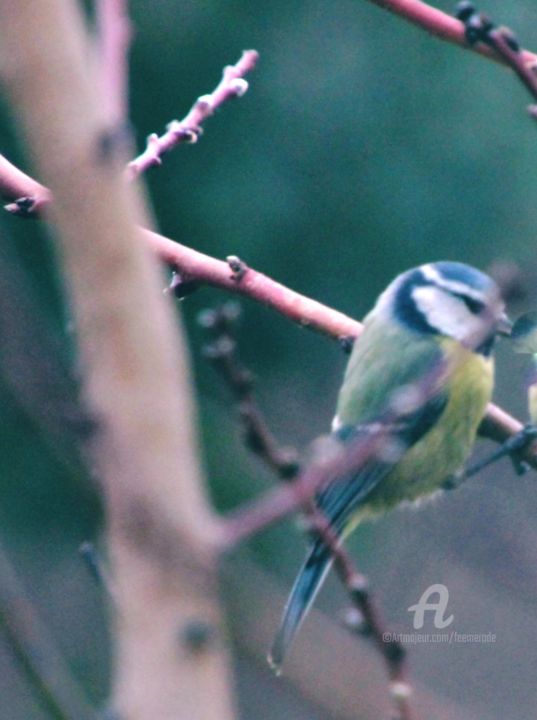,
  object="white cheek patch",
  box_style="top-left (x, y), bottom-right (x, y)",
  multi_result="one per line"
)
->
top-left (412, 286), bottom-right (488, 344)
